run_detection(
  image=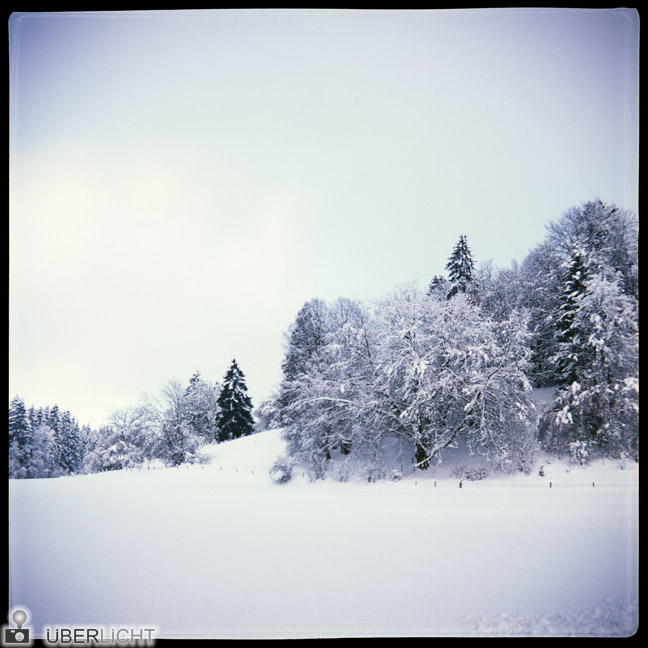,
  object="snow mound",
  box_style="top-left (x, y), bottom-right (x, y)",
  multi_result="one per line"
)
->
top-left (465, 599), bottom-right (638, 637)
top-left (199, 428), bottom-right (287, 473)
